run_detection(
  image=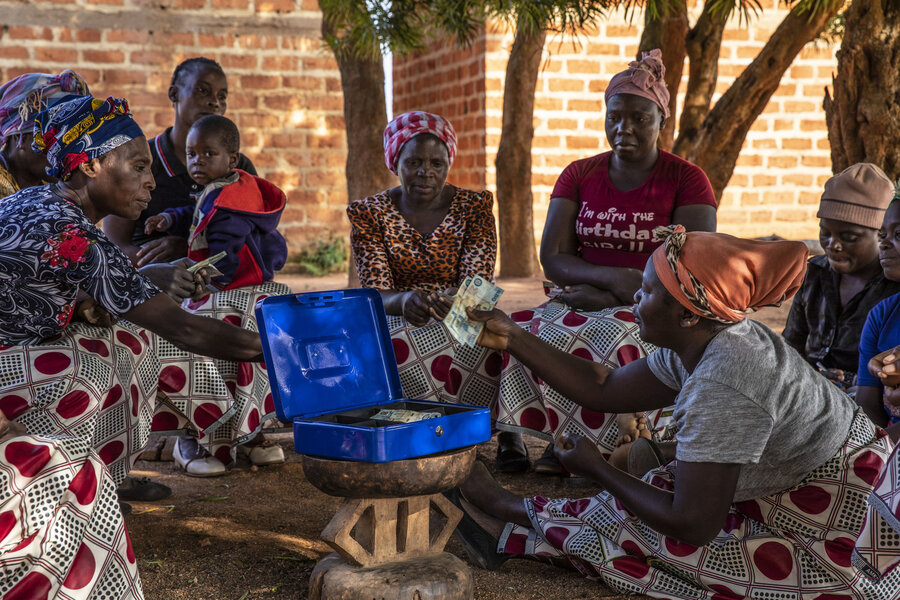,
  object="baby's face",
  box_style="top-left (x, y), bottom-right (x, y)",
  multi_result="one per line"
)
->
top-left (185, 129), bottom-right (237, 186)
